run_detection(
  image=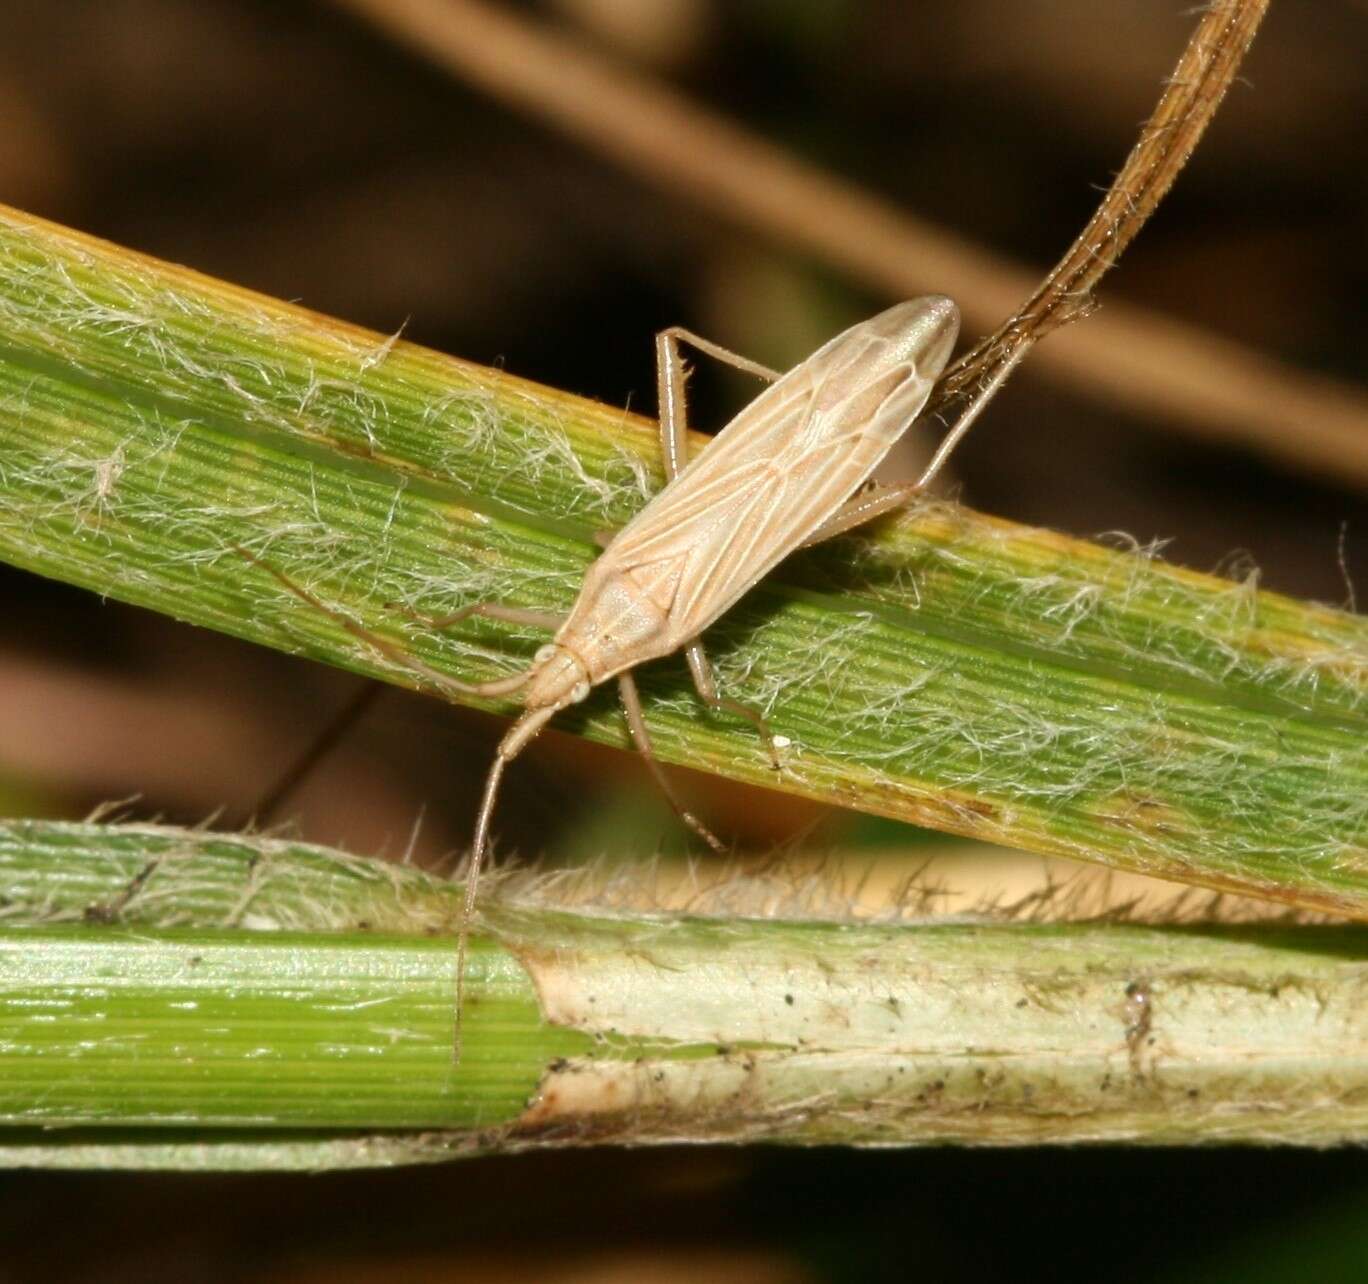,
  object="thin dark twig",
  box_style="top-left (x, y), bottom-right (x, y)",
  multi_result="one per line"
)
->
top-left (932, 0), bottom-right (1271, 414)
top-left (254, 680), bottom-right (385, 825)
